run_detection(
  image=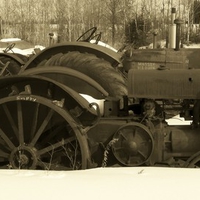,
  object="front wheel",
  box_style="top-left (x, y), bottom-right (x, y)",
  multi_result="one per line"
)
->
top-left (0, 95), bottom-right (90, 170)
